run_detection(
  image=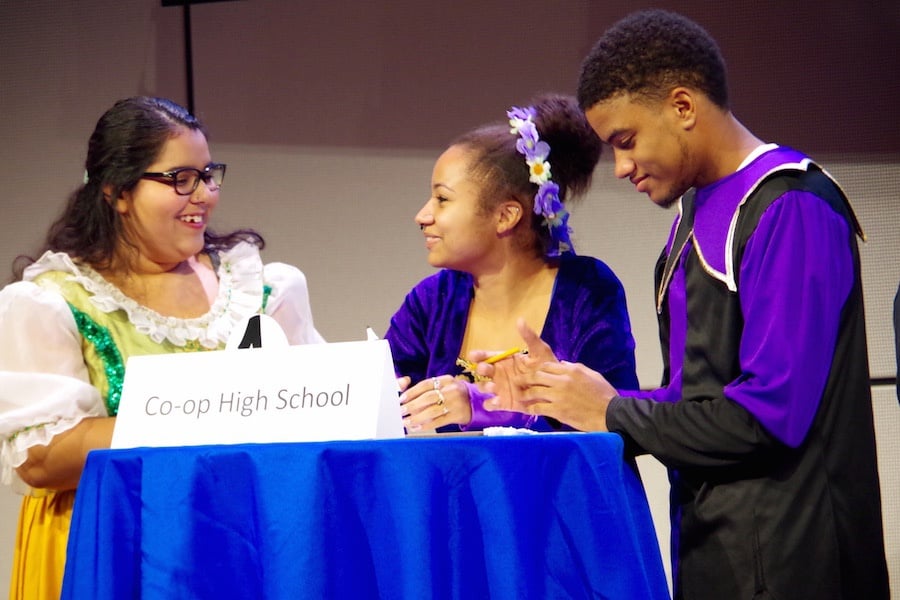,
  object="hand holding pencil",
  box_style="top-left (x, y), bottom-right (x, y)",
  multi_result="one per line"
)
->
top-left (455, 346), bottom-right (527, 382)
top-left (484, 346), bottom-right (526, 364)
top-left (467, 319), bottom-right (559, 413)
